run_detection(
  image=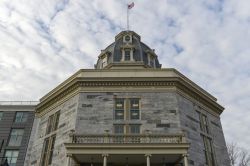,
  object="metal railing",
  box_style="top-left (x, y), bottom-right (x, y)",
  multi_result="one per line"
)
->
top-left (71, 134), bottom-right (186, 144)
top-left (0, 101), bottom-right (39, 105)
